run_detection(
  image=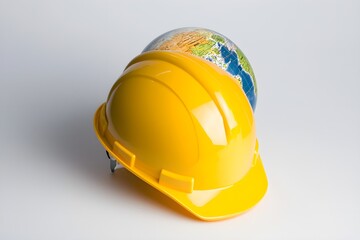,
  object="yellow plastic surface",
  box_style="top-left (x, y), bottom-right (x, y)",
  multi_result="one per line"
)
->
top-left (94, 51), bottom-right (267, 221)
